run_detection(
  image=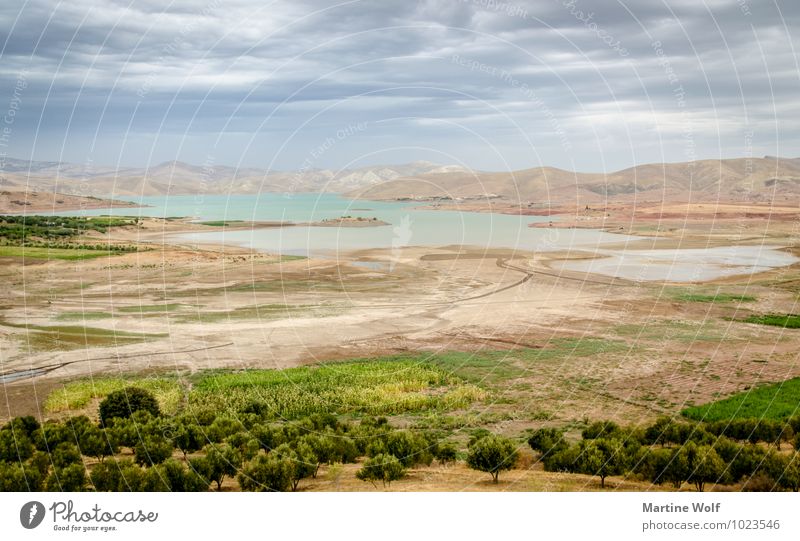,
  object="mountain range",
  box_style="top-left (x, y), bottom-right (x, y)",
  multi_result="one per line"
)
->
top-left (2, 156), bottom-right (799, 204)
